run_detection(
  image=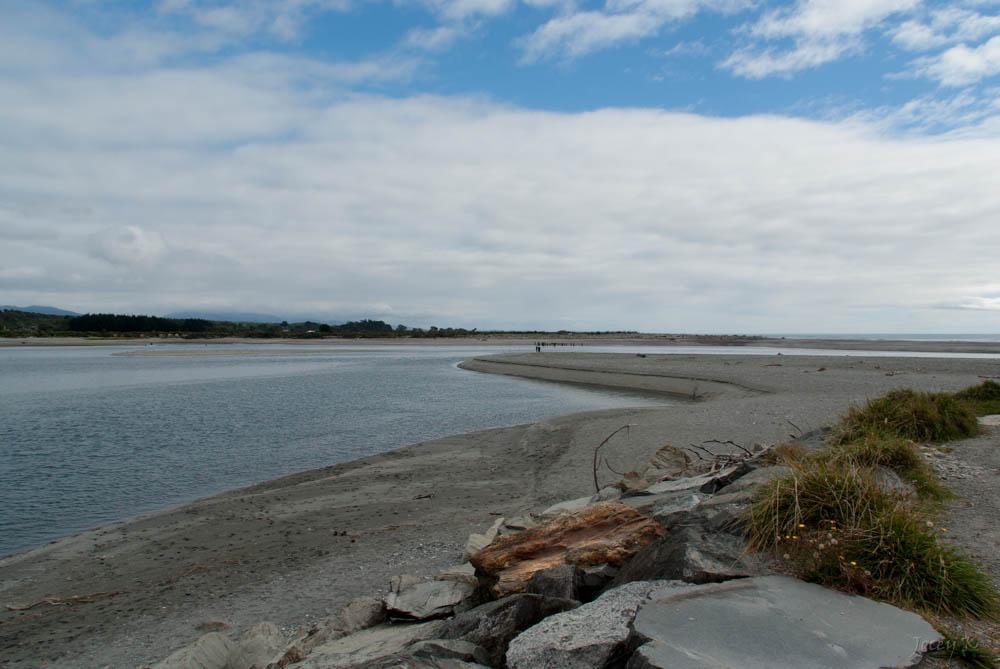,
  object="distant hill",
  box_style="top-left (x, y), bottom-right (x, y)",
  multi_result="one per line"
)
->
top-left (0, 305), bottom-right (79, 316)
top-left (165, 310), bottom-right (283, 323)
